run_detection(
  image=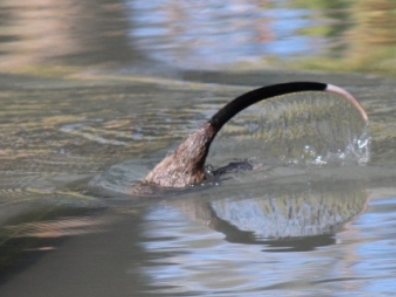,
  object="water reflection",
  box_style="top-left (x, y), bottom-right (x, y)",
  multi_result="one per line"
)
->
top-left (170, 180), bottom-right (368, 251)
top-left (0, 205), bottom-right (112, 279)
top-left (1, 0), bottom-right (396, 73)
top-left (348, 0), bottom-right (396, 70)
top-left (294, 0), bottom-right (396, 73)
top-left (0, 204), bottom-right (161, 297)
top-left (139, 186), bottom-right (377, 296)
top-left (0, 182), bottom-right (392, 297)
top-left (129, 0), bottom-right (314, 68)
top-left (0, 0), bottom-right (141, 71)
